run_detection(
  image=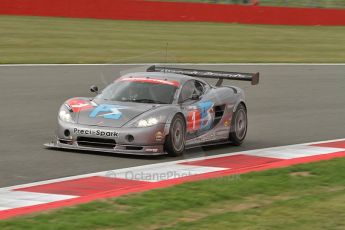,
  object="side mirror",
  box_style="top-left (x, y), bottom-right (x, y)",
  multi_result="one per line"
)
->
top-left (90, 85), bottom-right (98, 94)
